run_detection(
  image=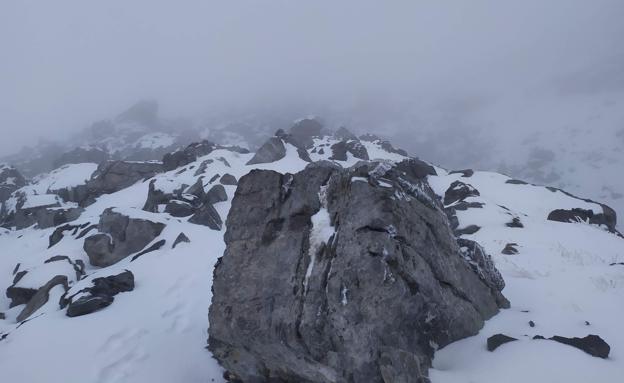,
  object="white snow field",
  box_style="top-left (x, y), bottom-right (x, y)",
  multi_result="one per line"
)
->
top-left (0, 136), bottom-right (622, 383)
